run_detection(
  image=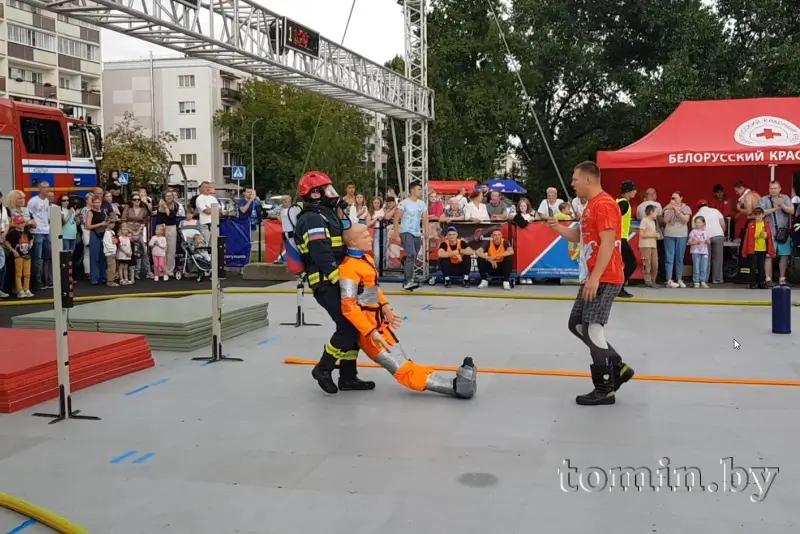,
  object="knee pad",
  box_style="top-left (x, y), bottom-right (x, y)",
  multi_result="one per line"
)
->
top-left (567, 314), bottom-right (586, 344)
